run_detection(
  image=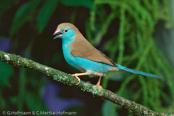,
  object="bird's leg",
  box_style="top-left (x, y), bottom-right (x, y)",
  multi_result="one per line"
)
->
top-left (96, 76), bottom-right (102, 90)
top-left (72, 72), bottom-right (91, 85)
